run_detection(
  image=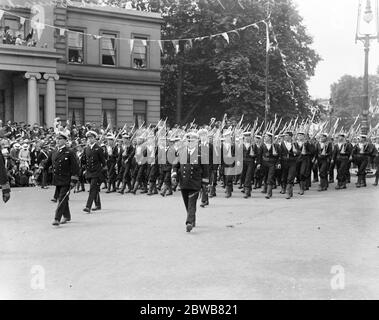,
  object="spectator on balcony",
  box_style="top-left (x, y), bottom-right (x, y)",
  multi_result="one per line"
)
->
top-left (3, 27), bottom-right (15, 45)
top-left (15, 34), bottom-right (24, 46)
